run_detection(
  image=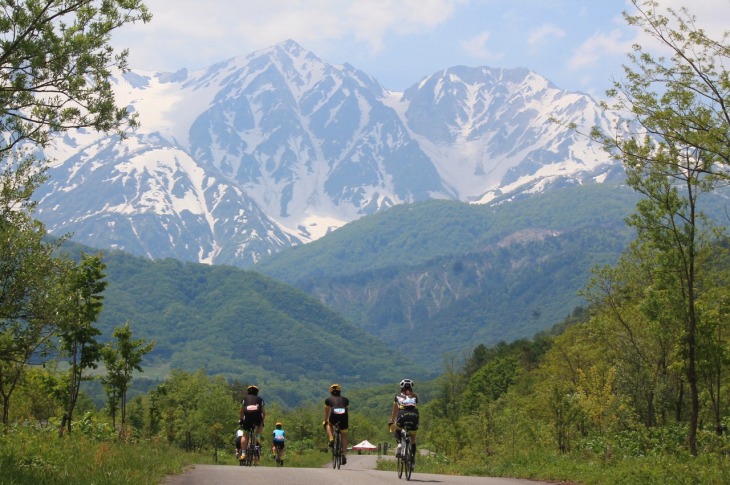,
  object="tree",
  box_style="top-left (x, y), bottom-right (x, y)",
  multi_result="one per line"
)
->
top-left (192, 375), bottom-right (239, 462)
top-left (0, 0), bottom-right (151, 156)
top-left (593, 0), bottom-right (730, 454)
top-left (0, 0), bottom-right (150, 429)
top-left (100, 322), bottom-right (154, 434)
top-left (0, 155), bottom-right (67, 428)
top-left (57, 252), bottom-right (107, 436)
top-left (584, 244), bottom-right (683, 428)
